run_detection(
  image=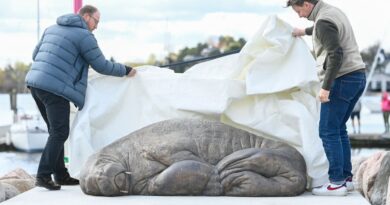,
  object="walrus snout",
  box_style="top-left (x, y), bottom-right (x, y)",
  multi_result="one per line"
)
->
top-left (80, 154), bottom-right (130, 196)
